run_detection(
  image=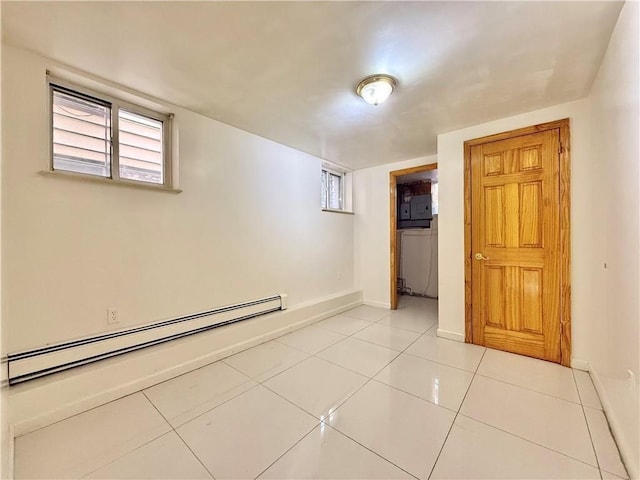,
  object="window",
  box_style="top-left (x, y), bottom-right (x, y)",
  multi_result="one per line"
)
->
top-left (49, 77), bottom-right (172, 187)
top-left (321, 168), bottom-right (343, 210)
top-left (431, 181), bottom-right (439, 215)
